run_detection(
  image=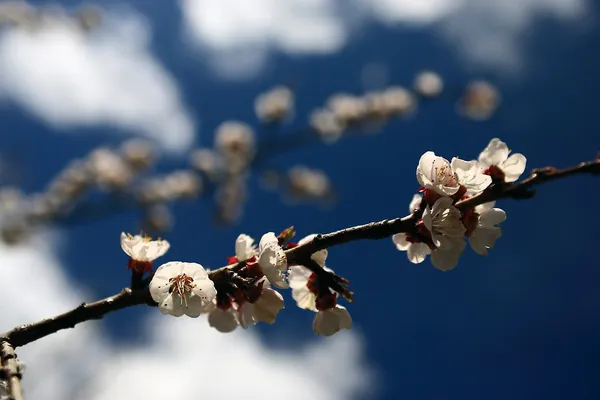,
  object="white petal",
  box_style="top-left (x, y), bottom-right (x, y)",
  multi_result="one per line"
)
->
top-left (235, 234), bottom-right (256, 261)
top-left (451, 157), bottom-right (492, 194)
top-left (158, 294), bottom-right (185, 317)
top-left (478, 138), bottom-right (510, 167)
top-left (208, 309), bottom-right (238, 333)
top-left (469, 227), bottom-right (502, 256)
top-left (292, 286), bottom-right (317, 311)
top-left (264, 267), bottom-right (289, 289)
top-left (120, 232), bottom-right (141, 259)
top-left (422, 205), bottom-right (433, 232)
top-left (474, 201), bottom-right (496, 214)
top-left (149, 274), bottom-right (170, 303)
top-left (479, 208), bottom-right (506, 227)
top-left (431, 233), bottom-right (452, 250)
top-left (409, 194), bottom-right (422, 213)
top-left (501, 153), bottom-right (527, 183)
top-left (430, 239), bottom-right (466, 271)
top-left (183, 295), bottom-right (207, 318)
top-left (407, 243), bottom-right (430, 264)
top-left (238, 304), bottom-right (257, 329)
top-left (191, 278), bottom-right (217, 304)
top-left (416, 151), bottom-right (436, 187)
top-left (259, 232), bottom-right (279, 251)
top-left (392, 233), bottom-right (411, 251)
top-left (289, 265), bottom-right (311, 289)
top-left (313, 305), bottom-right (352, 336)
top-left (253, 288), bottom-right (285, 324)
top-left (141, 240), bottom-right (170, 261)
